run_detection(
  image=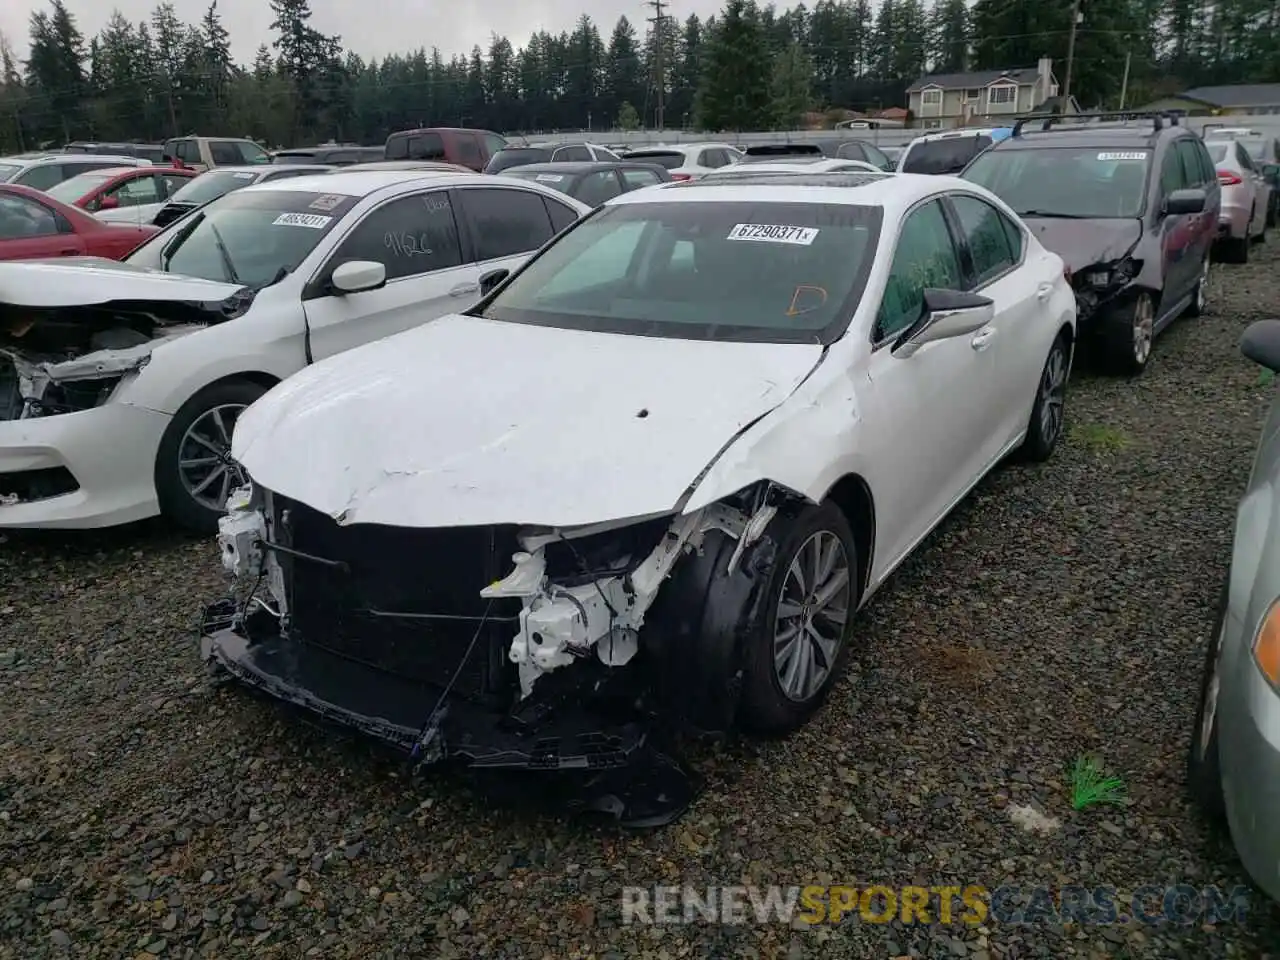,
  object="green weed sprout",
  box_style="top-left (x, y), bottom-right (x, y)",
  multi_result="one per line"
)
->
top-left (1259, 368), bottom-right (1276, 387)
top-left (1068, 754), bottom-right (1127, 810)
